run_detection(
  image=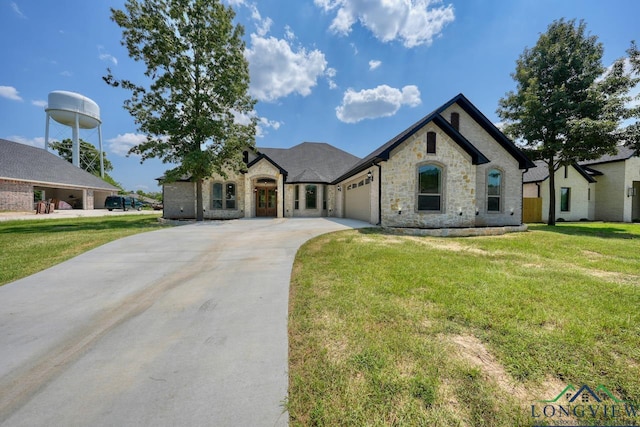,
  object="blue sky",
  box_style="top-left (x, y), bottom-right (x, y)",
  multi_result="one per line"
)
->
top-left (1, 0), bottom-right (638, 192)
